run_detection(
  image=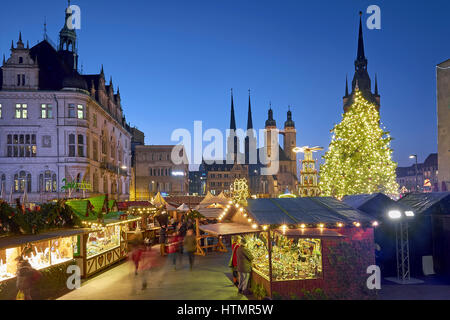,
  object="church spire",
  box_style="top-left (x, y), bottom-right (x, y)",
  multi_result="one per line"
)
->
top-left (230, 89), bottom-right (236, 130)
top-left (345, 75), bottom-right (349, 96)
top-left (265, 102), bottom-right (276, 128)
top-left (247, 89), bottom-right (253, 130)
top-left (357, 11), bottom-right (365, 61)
top-left (374, 74), bottom-right (379, 95)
